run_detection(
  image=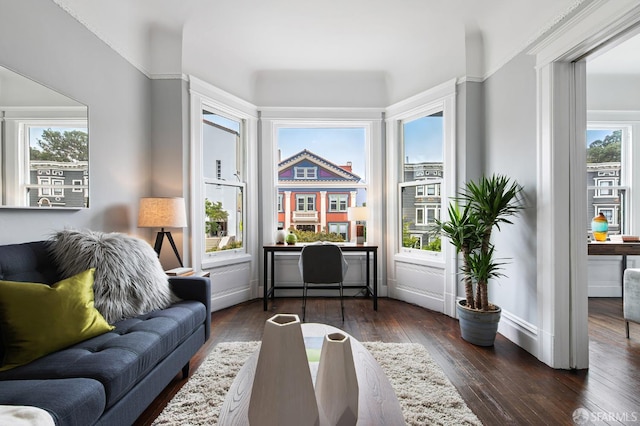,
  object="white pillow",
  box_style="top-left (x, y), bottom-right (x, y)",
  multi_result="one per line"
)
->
top-left (49, 229), bottom-right (178, 323)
